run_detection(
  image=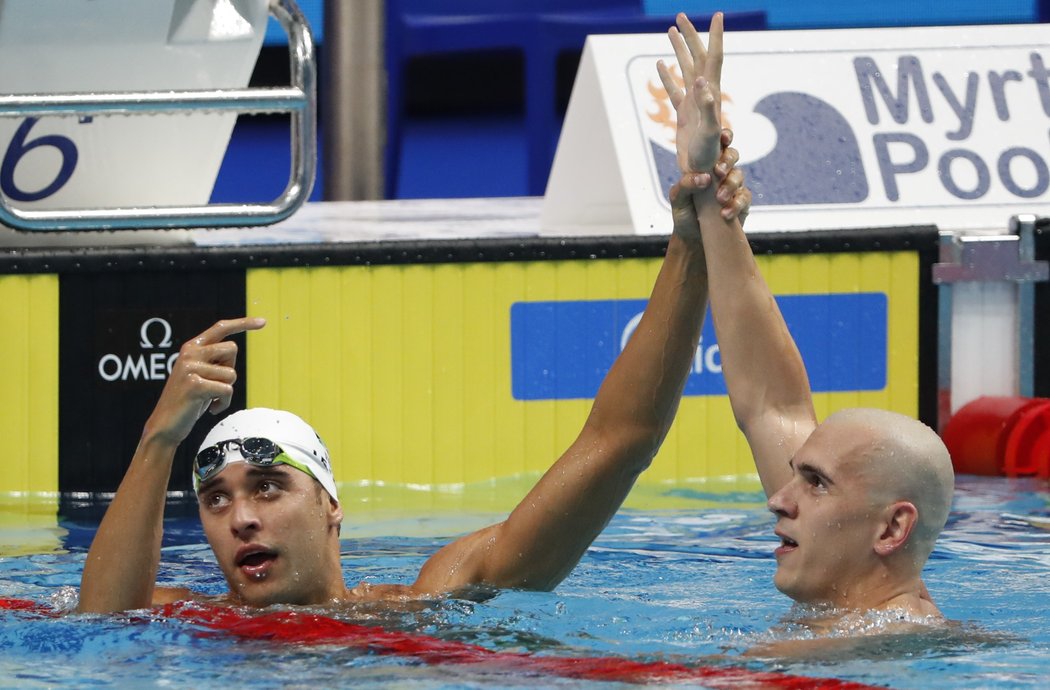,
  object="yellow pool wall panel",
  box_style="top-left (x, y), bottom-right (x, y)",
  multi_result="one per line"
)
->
top-left (0, 274), bottom-right (59, 496)
top-left (245, 250), bottom-right (919, 491)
